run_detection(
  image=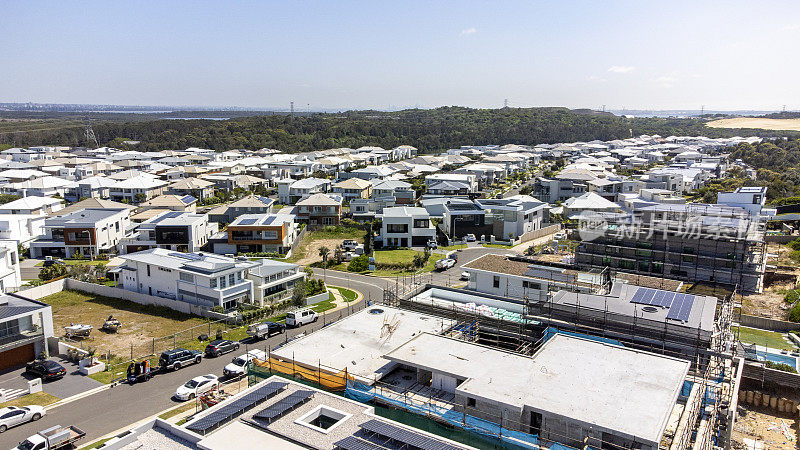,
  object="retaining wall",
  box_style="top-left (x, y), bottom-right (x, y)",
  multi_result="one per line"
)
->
top-left (739, 314), bottom-right (800, 332)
